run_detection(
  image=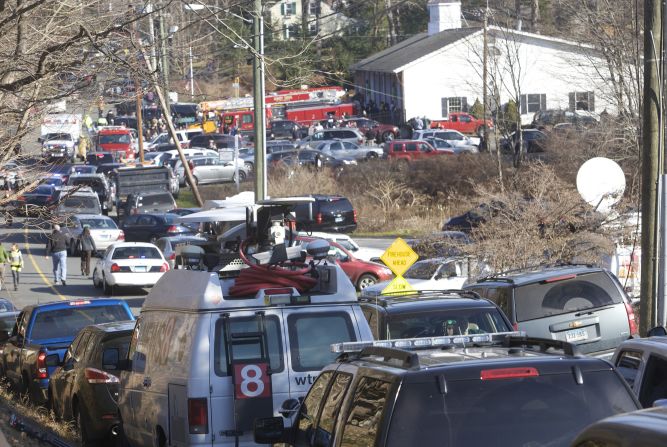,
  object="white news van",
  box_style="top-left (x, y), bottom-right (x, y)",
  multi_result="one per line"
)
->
top-left (39, 113), bottom-right (81, 159)
top-left (117, 266), bottom-right (373, 447)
